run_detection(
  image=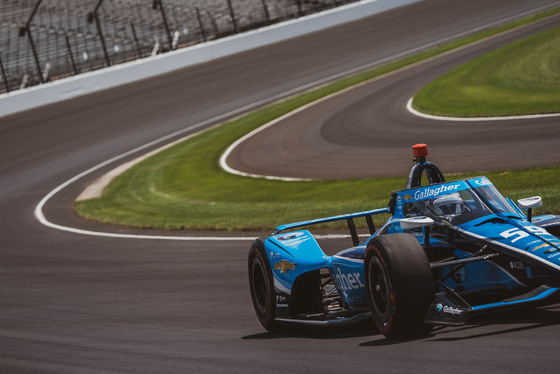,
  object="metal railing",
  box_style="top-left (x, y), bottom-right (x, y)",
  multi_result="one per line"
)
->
top-left (0, 0), bottom-right (358, 94)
